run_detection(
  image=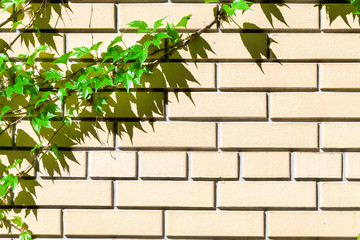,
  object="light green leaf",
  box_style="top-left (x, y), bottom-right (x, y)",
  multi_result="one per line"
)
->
top-left (166, 23), bottom-right (180, 43)
top-left (90, 41), bottom-right (103, 52)
top-left (127, 20), bottom-right (149, 33)
top-left (52, 52), bottom-right (73, 65)
top-left (175, 14), bottom-right (192, 28)
top-left (58, 88), bottom-right (67, 102)
top-left (0, 105), bottom-right (11, 119)
top-left (204, 0), bottom-right (219, 3)
top-left (152, 16), bottom-right (167, 33)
